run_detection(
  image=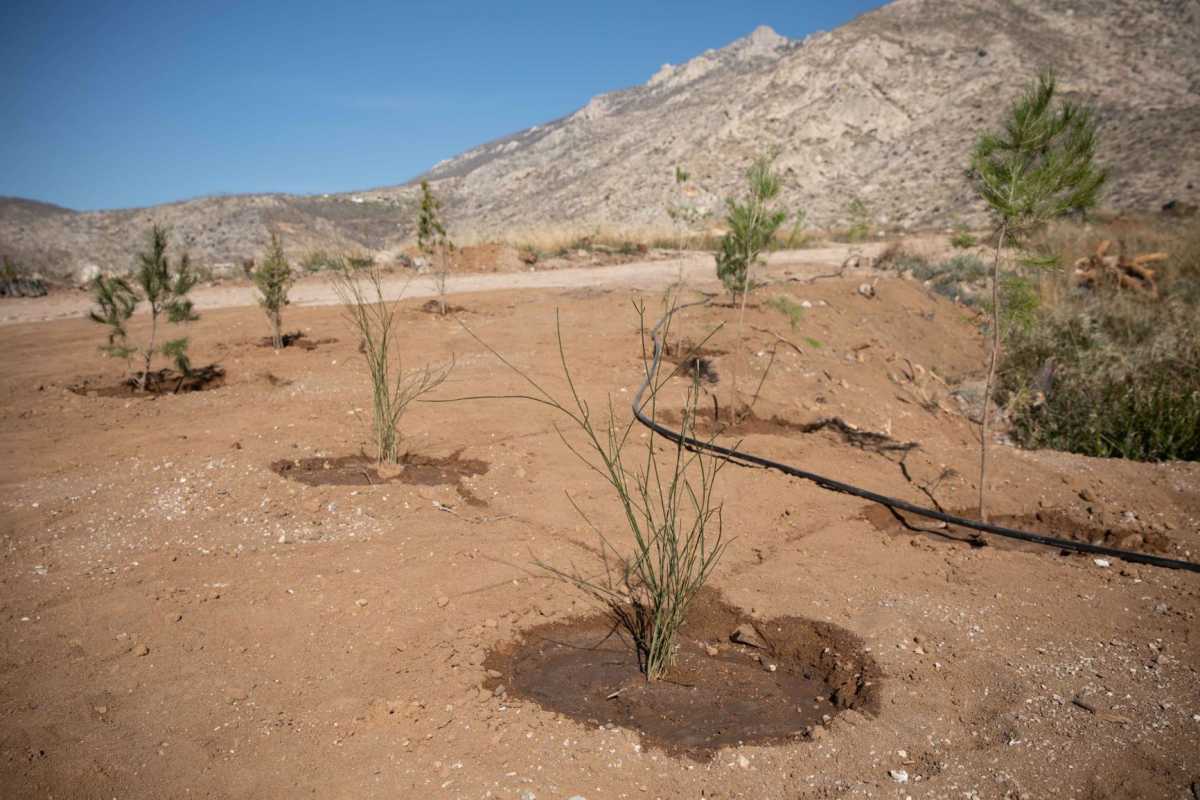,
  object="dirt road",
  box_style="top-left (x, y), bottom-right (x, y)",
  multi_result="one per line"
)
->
top-left (0, 245), bottom-right (883, 325)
